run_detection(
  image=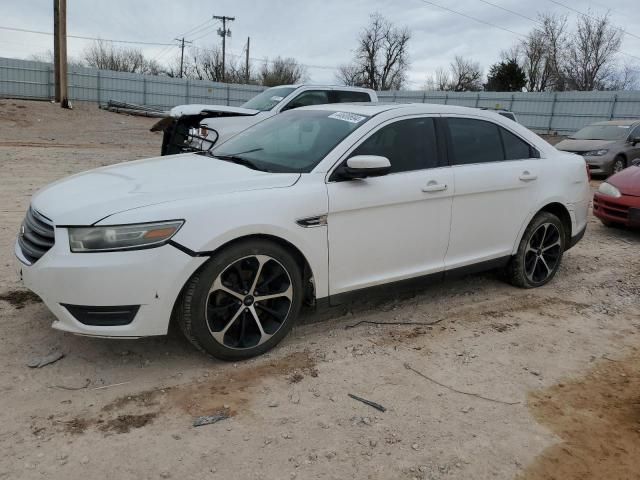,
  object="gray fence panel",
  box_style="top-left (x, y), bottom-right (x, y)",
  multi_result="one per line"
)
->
top-left (2, 57), bottom-right (639, 133)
